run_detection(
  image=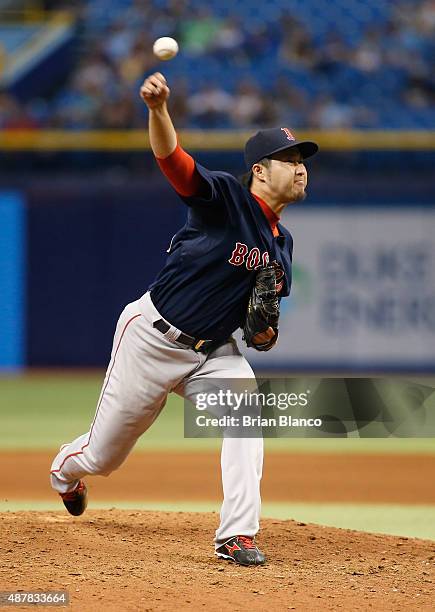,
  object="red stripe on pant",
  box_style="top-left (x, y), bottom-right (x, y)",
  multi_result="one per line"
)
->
top-left (50, 313), bottom-right (142, 475)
